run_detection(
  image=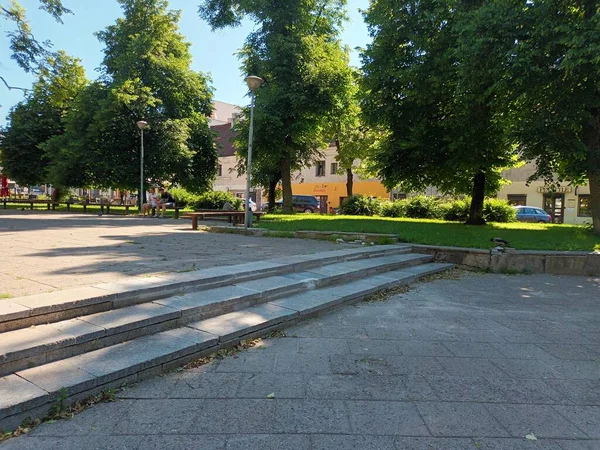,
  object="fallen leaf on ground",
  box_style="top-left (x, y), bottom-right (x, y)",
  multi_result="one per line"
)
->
top-left (266, 393), bottom-right (275, 399)
top-left (525, 433), bottom-right (537, 441)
